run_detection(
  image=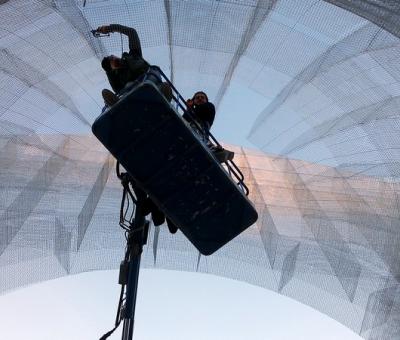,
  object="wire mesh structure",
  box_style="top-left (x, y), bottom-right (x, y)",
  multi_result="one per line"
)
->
top-left (1, 1), bottom-right (400, 339)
